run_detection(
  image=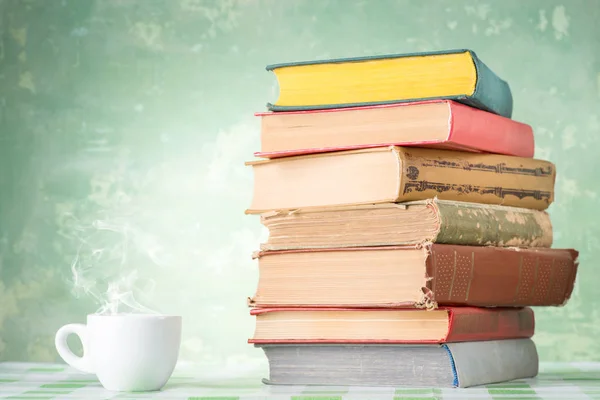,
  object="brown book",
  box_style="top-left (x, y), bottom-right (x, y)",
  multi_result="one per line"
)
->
top-left (249, 245), bottom-right (578, 309)
top-left (260, 199), bottom-right (553, 251)
top-left (246, 146), bottom-right (556, 214)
